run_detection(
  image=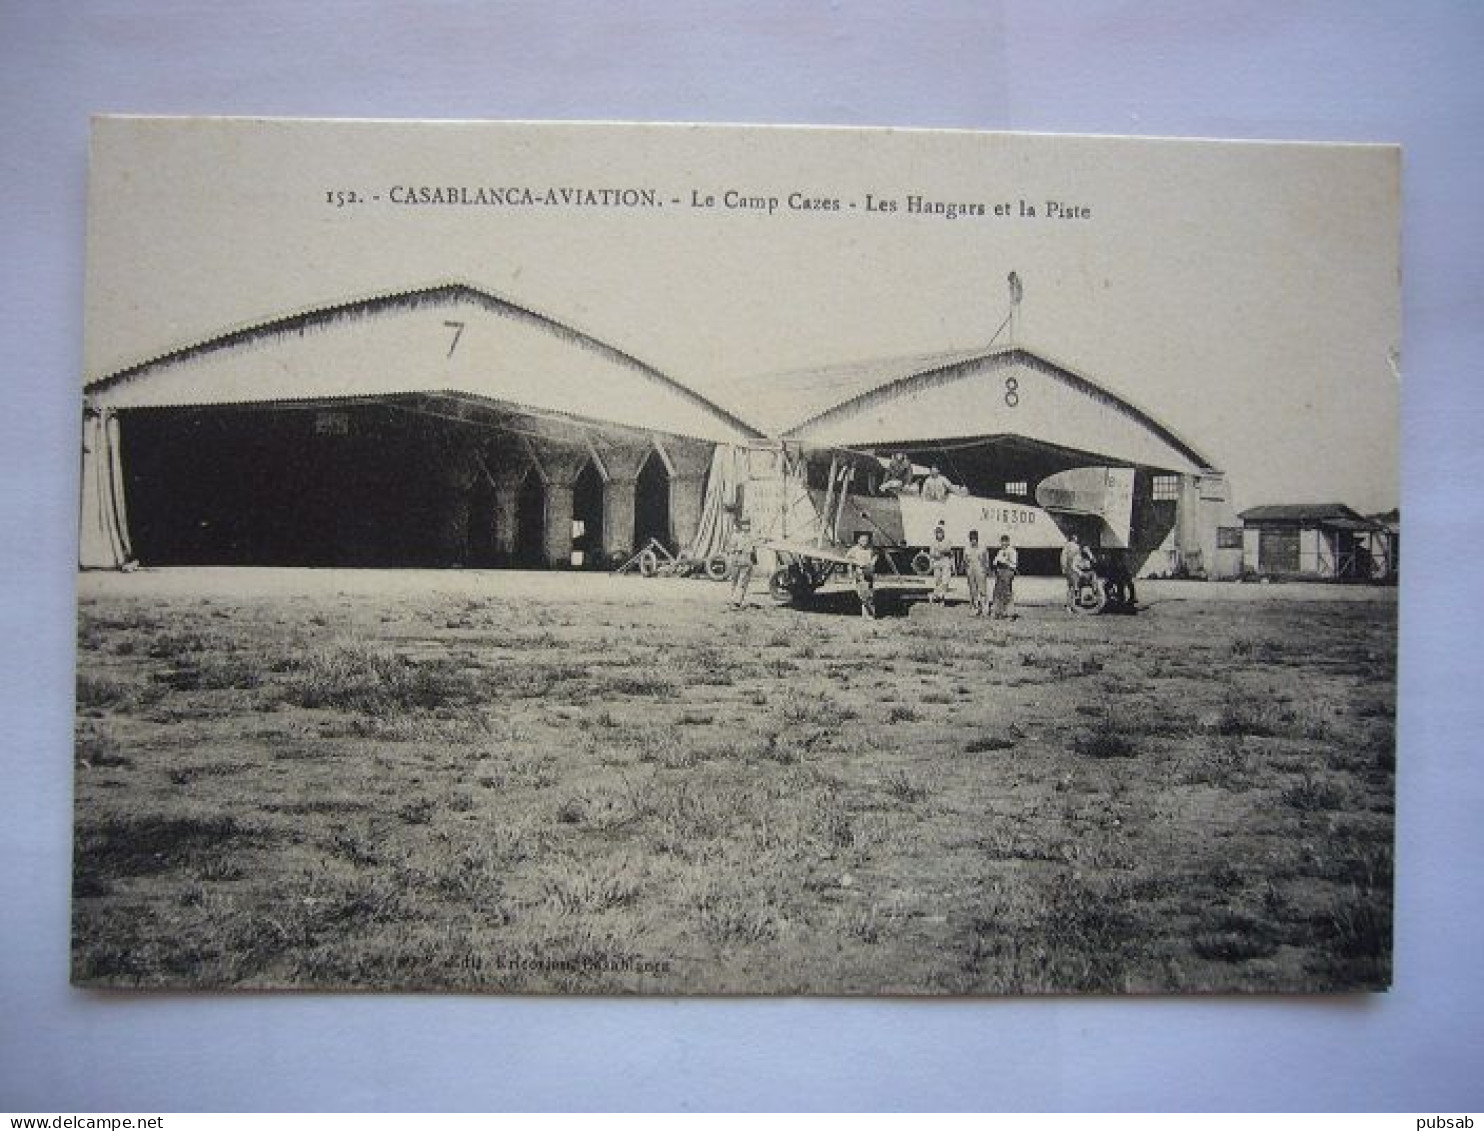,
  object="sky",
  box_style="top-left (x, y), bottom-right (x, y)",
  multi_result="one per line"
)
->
top-left (84, 118), bottom-right (1401, 514)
